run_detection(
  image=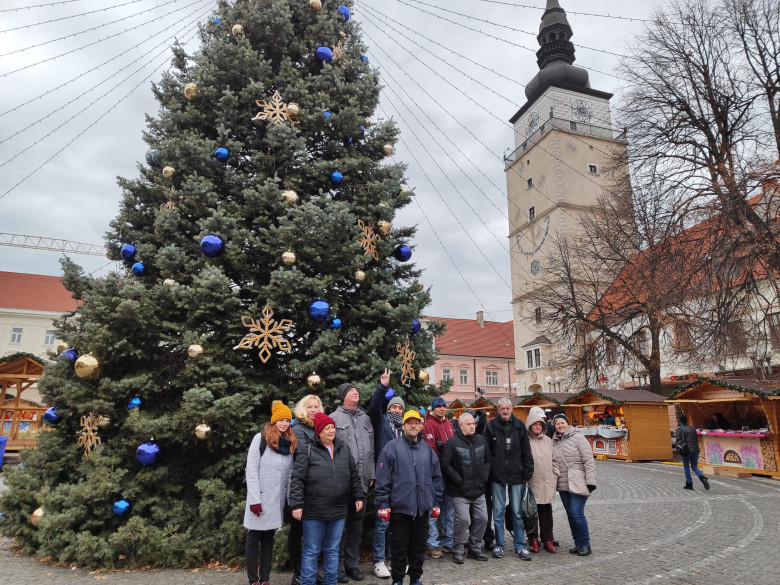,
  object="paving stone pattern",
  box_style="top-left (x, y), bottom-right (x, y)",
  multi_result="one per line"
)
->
top-left (1, 461), bottom-right (779, 585)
